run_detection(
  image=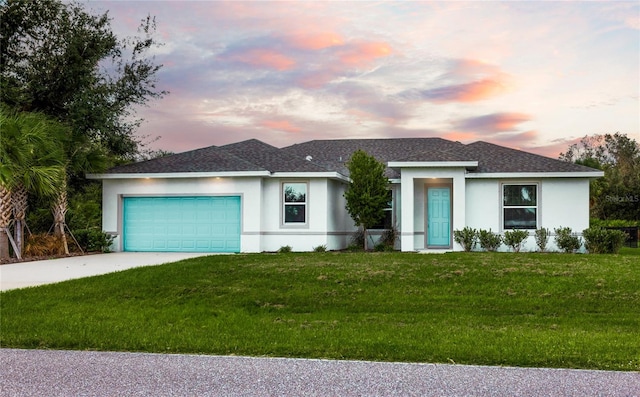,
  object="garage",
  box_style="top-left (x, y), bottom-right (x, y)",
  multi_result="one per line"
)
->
top-left (123, 196), bottom-right (241, 252)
